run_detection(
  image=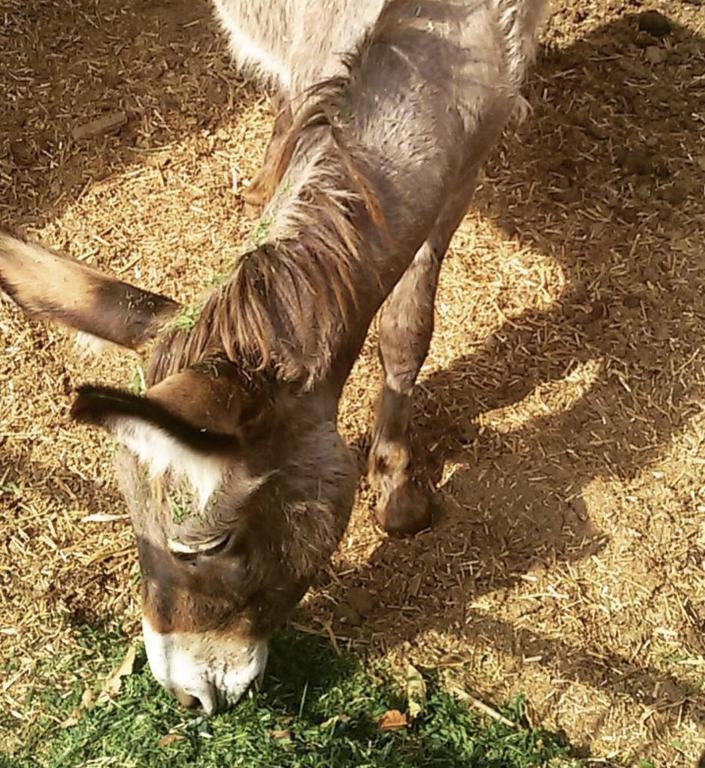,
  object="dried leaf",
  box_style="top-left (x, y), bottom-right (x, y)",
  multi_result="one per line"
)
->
top-left (97, 645), bottom-right (137, 703)
top-left (405, 663), bottom-right (427, 720)
top-left (158, 733), bottom-right (185, 747)
top-left (59, 687), bottom-right (94, 728)
top-left (271, 729), bottom-right (292, 740)
top-left (71, 111), bottom-right (127, 140)
top-left (378, 709), bottom-right (408, 731)
top-left (59, 709), bottom-right (82, 729)
top-left (80, 687), bottom-right (94, 710)
top-left (319, 714), bottom-right (350, 729)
